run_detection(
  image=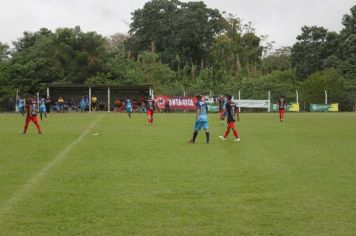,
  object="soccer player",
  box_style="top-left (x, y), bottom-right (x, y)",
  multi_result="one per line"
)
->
top-left (219, 95), bottom-right (240, 142)
top-left (92, 96), bottom-right (98, 111)
top-left (17, 96), bottom-right (25, 115)
top-left (45, 96), bottom-right (52, 113)
top-left (23, 98), bottom-right (42, 134)
top-left (79, 96), bottom-right (86, 112)
top-left (146, 95), bottom-right (158, 125)
top-left (277, 96), bottom-right (287, 122)
top-left (219, 95), bottom-right (227, 124)
top-left (39, 97), bottom-right (47, 121)
top-left (188, 95), bottom-right (210, 144)
top-left (125, 97), bottom-right (133, 118)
